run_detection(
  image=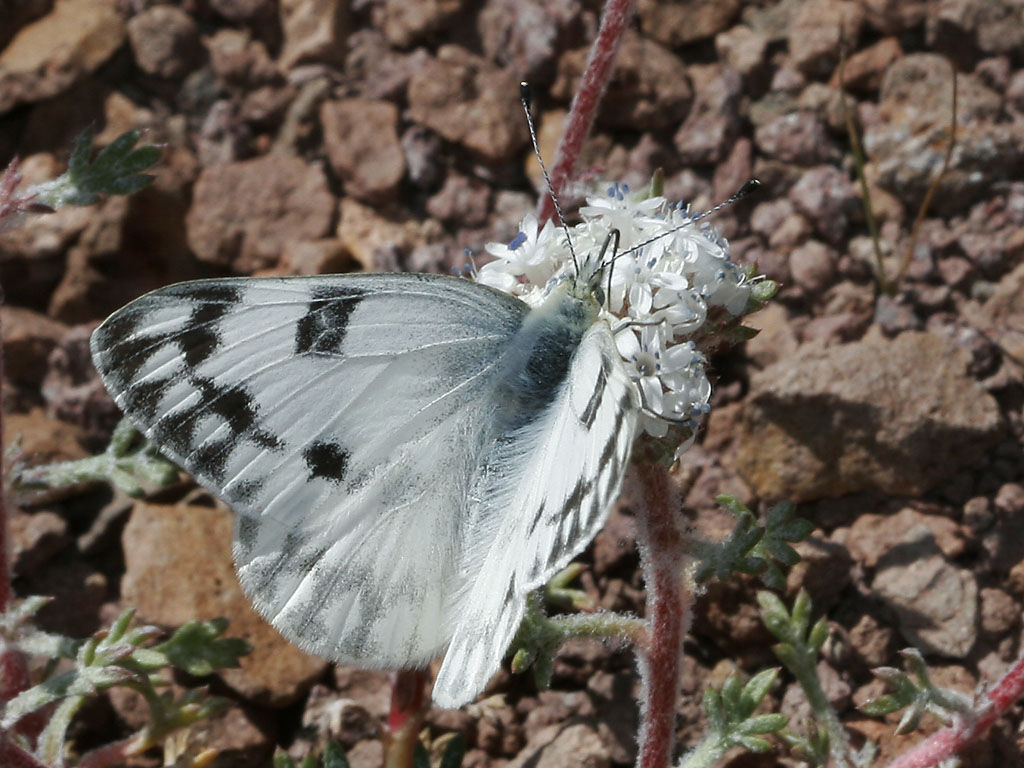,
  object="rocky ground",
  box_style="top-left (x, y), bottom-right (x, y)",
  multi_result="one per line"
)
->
top-left (3, 0), bottom-right (1024, 766)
